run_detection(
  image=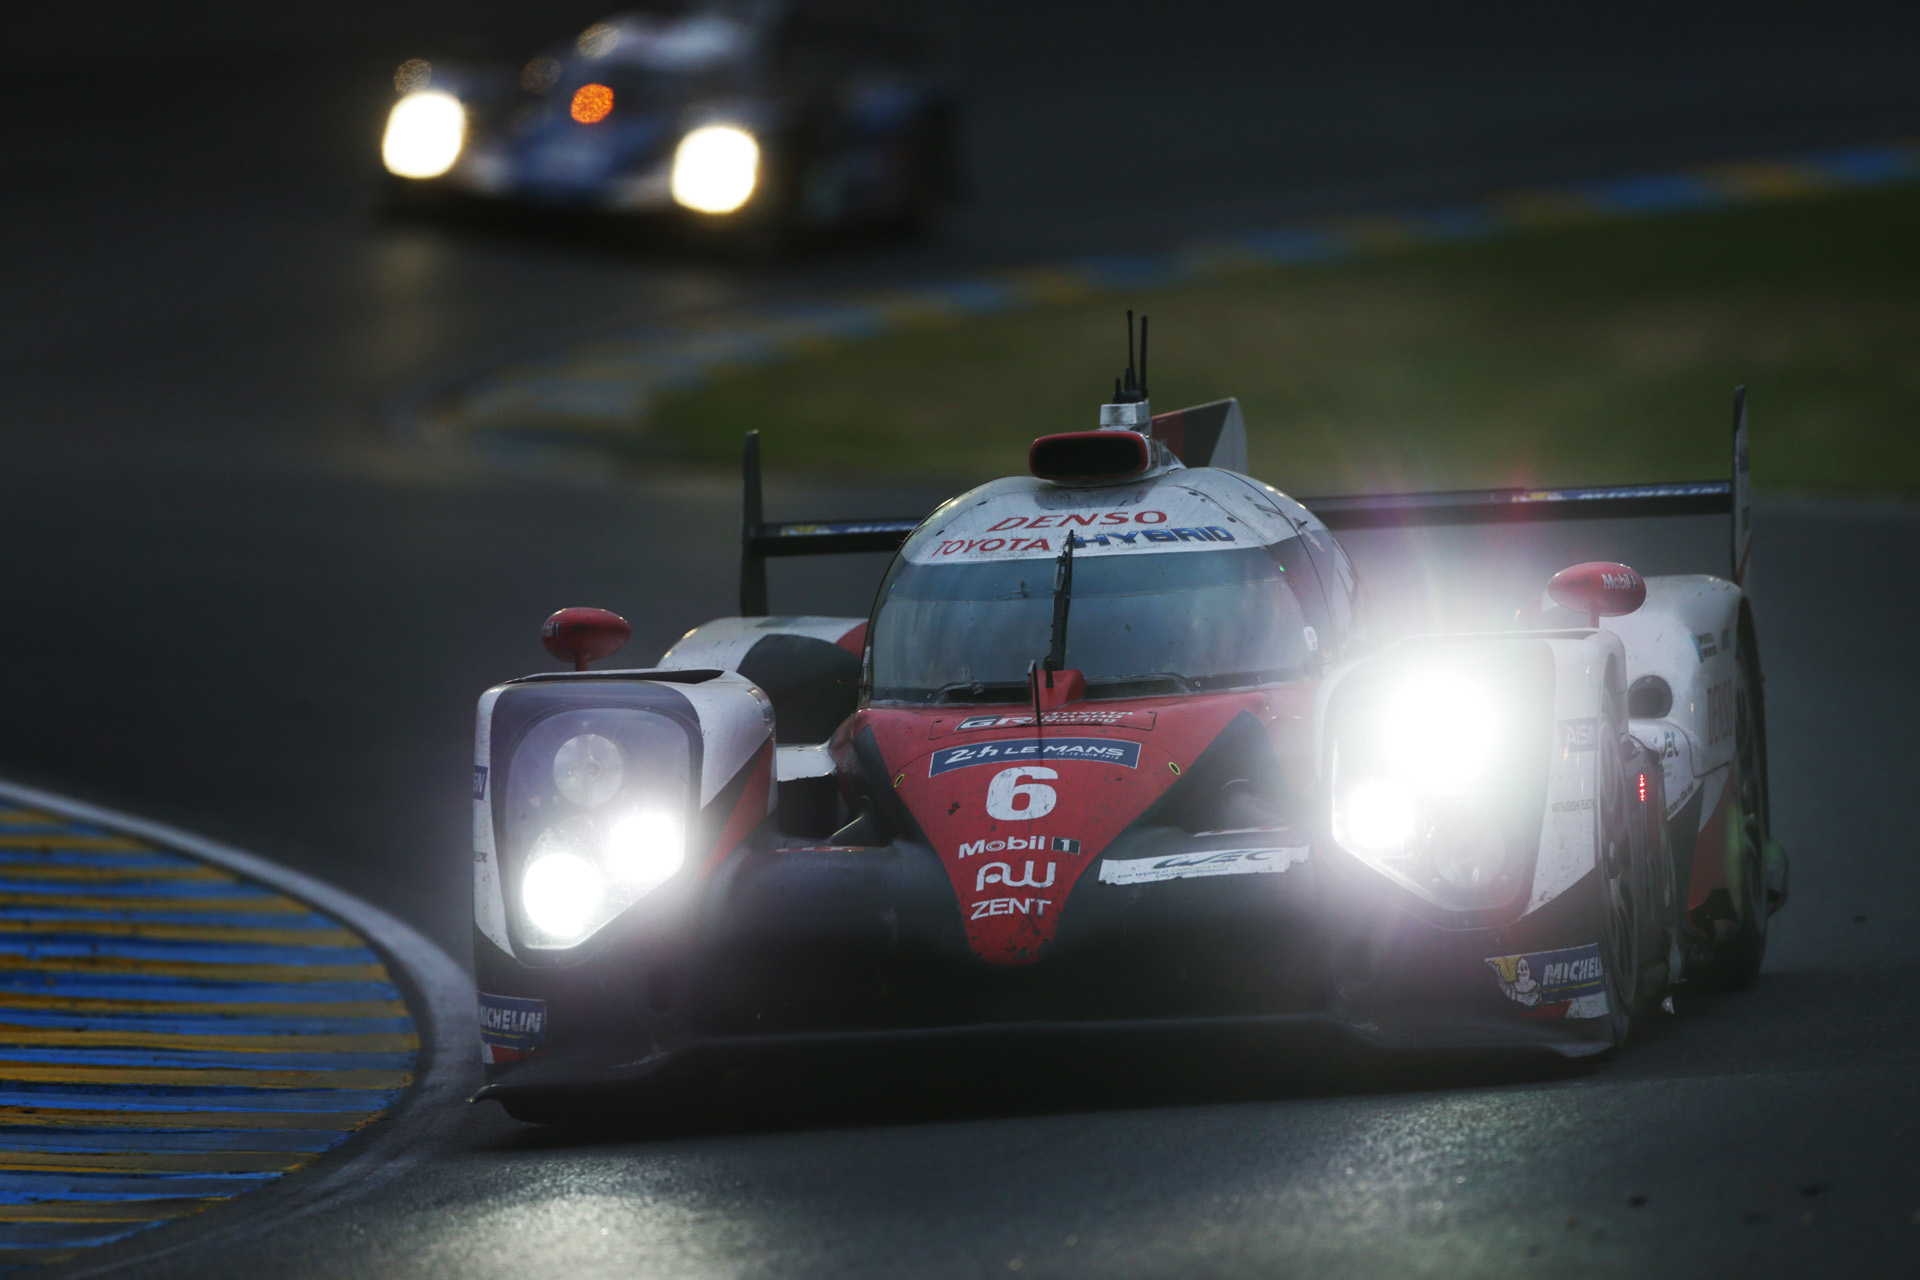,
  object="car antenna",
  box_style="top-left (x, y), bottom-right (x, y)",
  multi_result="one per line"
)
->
top-left (1128, 314), bottom-right (1144, 401)
top-left (1111, 310), bottom-right (1149, 405)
